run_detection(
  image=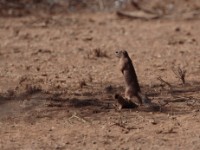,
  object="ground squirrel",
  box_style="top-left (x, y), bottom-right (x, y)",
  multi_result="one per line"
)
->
top-left (115, 50), bottom-right (151, 105)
